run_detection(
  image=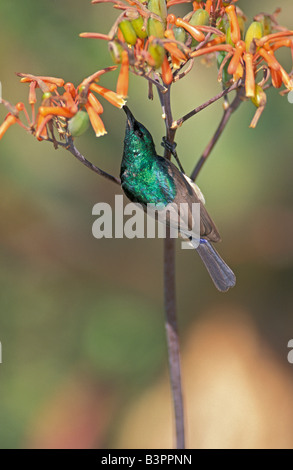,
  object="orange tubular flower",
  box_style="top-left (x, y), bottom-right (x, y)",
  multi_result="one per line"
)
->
top-left (0, 114), bottom-right (18, 140)
top-left (167, 14), bottom-right (206, 43)
top-left (116, 50), bottom-right (129, 98)
top-left (227, 41), bottom-right (245, 76)
top-left (161, 56), bottom-right (173, 85)
top-left (85, 103), bottom-right (107, 137)
top-left (271, 69), bottom-right (283, 89)
top-left (243, 52), bottom-right (255, 97)
top-left (18, 74), bottom-right (65, 88)
top-left (225, 5), bottom-right (241, 45)
top-left (205, 0), bottom-right (213, 15)
top-left (39, 106), bottom-right (75, 119)
top-left (164, 29), bottom-right (186, 69)
top-left (87, 92), bottom-right (104, 114)
top-left (190, 44), bottom-right (233, 58)
top-left (89, 83), bottom-right (126, 108)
